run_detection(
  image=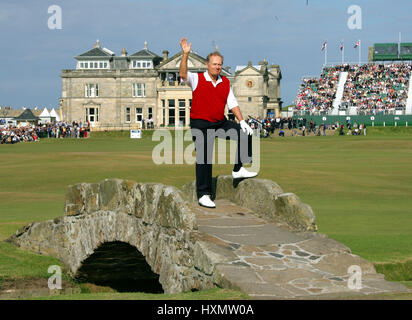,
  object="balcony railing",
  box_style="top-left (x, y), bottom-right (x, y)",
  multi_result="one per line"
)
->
top-left (158, 80), bottom-right (189, 87)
